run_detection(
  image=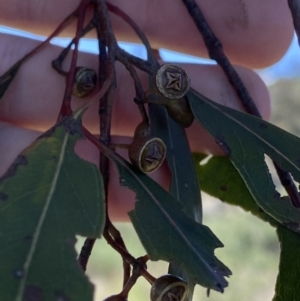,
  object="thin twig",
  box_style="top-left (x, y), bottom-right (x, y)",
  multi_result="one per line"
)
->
top-left (96, 0), bottom-right (116, 139)
top-left (96, 0), bottom-right (131, 285)
top-left (119, 255), bottom-right (150, 297)
top-left (181, 0), bottom-right (261, 117)
top-left (106, 220), bottom-right (131, 287)
top-left (274, 163), bottom-right (300, 208)
top-left (78, 0), bottom-right (117, 272)
top-left (0, 5), bottom-right (79, 87)
top-left (107, 2), bottom-right (151, 122)
top-left (118, 48), bottom-right (156, 75)
top-left (77, 78), bottom-right (113, 271)
top-left (78, 1), bottom-right (133, 285)
top-left (116, 51), bottom-right (148, 123)
top-left (107, 2), bottom-right (159, 68)
top-left (78, 238), bottom-right (96, 271)
top-left (52, 17), bottom-right (96, 75)
top-left (107, 1), bottom-right (159, 68)
top-left (182, 0), bottom-right (300, 208)
top-left (58, 0), bottom-right (91, 118)
top-left (103, 229), bottom-right (156, 284)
